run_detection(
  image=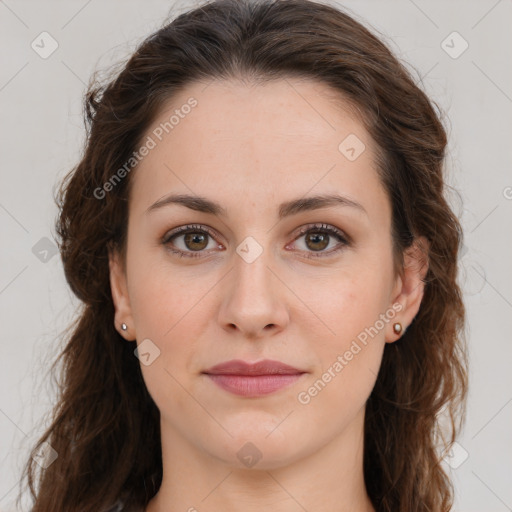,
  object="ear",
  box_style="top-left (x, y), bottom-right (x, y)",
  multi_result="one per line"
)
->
top-left (109, 247), bottom-right (136, 341)
top-left (387, 236), bottom-right (429, 343)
